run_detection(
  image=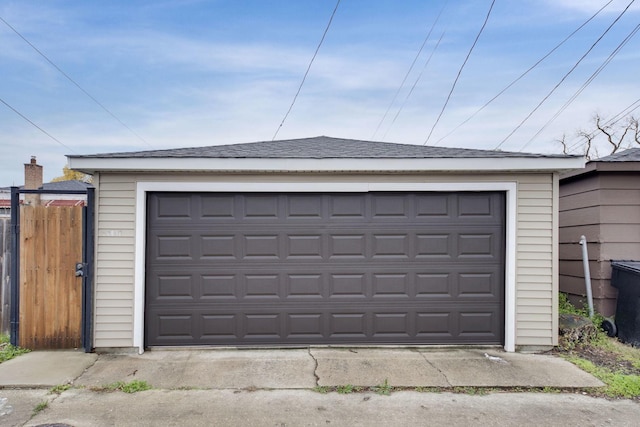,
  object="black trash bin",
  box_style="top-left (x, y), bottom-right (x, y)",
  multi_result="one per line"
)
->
top-left (610, 261), bottom-right (640, 347)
